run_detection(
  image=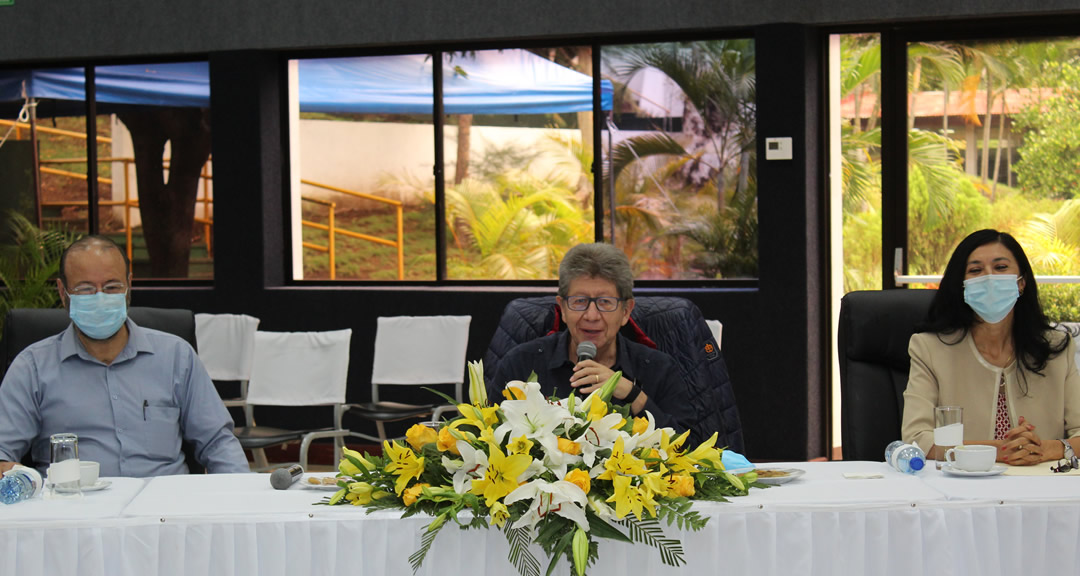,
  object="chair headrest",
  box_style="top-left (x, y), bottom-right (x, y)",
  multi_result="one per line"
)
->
top-left (840, 290), bottom-right (936, 370)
